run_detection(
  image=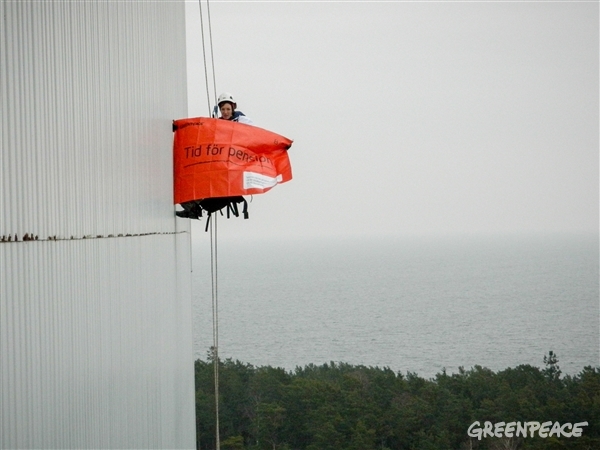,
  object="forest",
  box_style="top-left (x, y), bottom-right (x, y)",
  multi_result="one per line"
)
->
top-left (195, 351), bottom-right (599, 450)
